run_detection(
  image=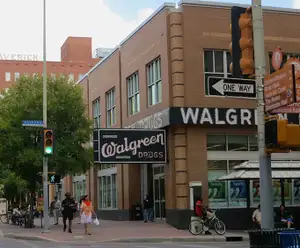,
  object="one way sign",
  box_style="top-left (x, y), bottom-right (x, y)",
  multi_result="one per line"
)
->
top-left (208, 77), bottom-right (256, 98)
